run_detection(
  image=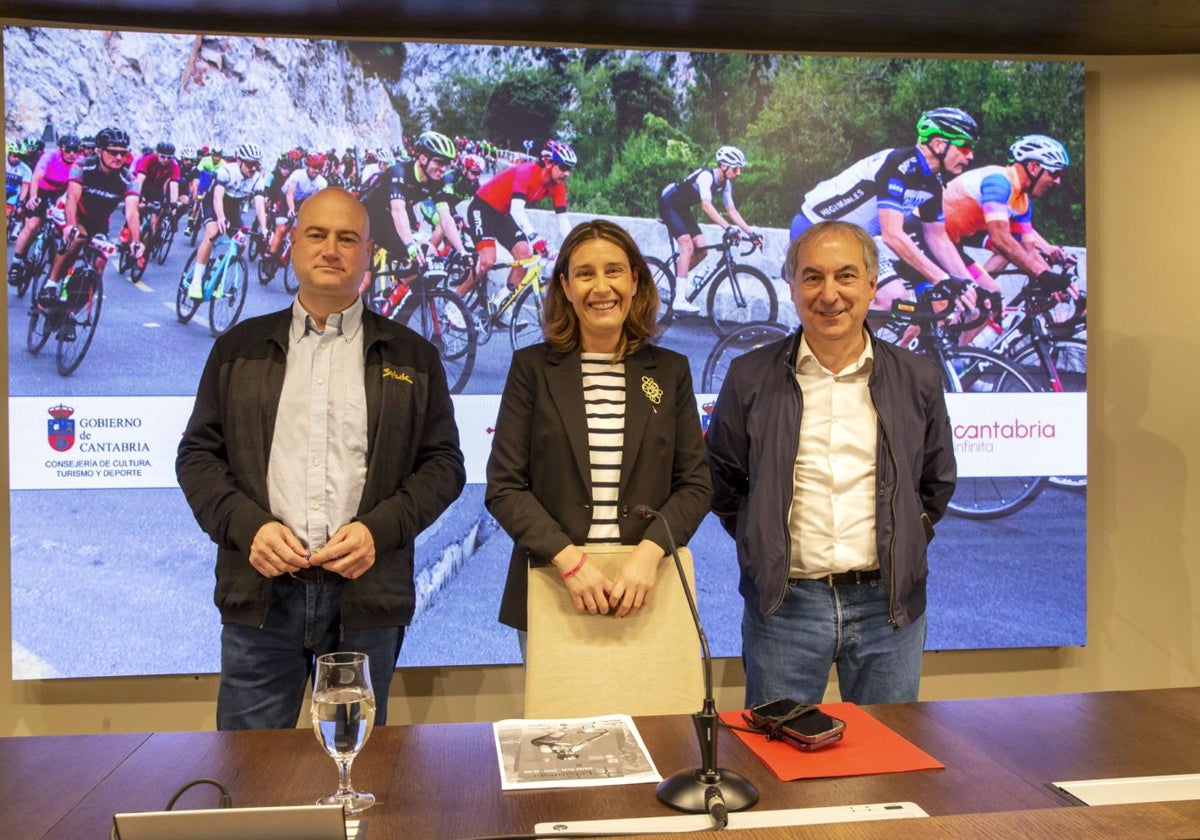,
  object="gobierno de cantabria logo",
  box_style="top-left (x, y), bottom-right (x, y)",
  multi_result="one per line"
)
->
top-left (47, 404), bottom-right (75, 452)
